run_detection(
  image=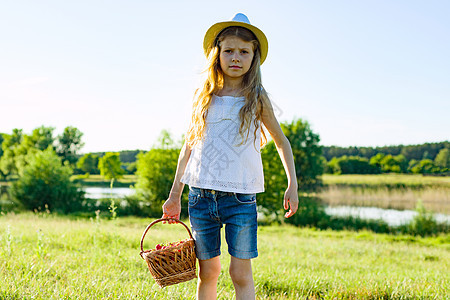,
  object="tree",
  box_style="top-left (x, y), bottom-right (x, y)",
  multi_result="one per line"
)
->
top-left (394, 154), bottom-right (408, 173)
top-left (0, 134), bottom-right (4, 180)
top-left (434, 148), bottom-right (450, 169)
top-left (422, 151), bottom-right (432, 160)
top-left (327, 156), bottom-right (379, 174)
top-left (0, 129), bottom-right (24, 179)
top-left (135, 149), bottom-right (179, 200)
top-left (258, 118), bottom-right (323, 219)
top-left (260, 141), bottom-right (288, 216)
top-left (77, 153), bottom-right (99, 174)
top-left (98, 152), bottom-right (124, 186)
top-left (123, 162), bottom-right (137, 174)
top-left (380, 154), bottom-right (399, 173)
top-left (409, 159), bottom-right (440, 174)
top-left (369, 153), bottom-right (385, 171)
top-left (56, 126), bottom-right (84, 167)
top-left (280, 118), bottom-right (323, 190)
top-left (155, 129), bottom-right (176, 149)
top-left (10, 148), bottom-right (84, 213)
top-left (135, 131), bottom-right (180, 216)
top-left (0, 133), bottom-right (4, 159)
top-left (29, 126), bottom-right (55, 150)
